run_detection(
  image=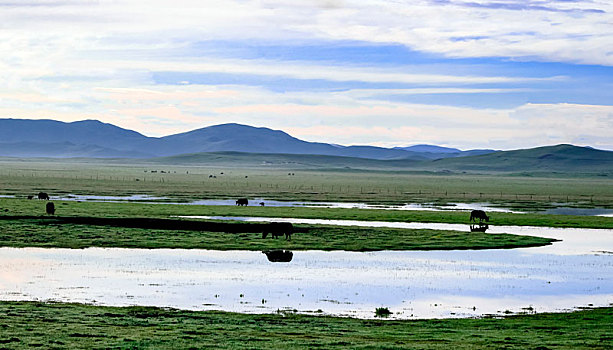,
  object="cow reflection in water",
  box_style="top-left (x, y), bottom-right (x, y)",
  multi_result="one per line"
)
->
top-left (470, 224), bottom-right (489, 232)
top-left (262, 249), bottom-right (293, 262)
